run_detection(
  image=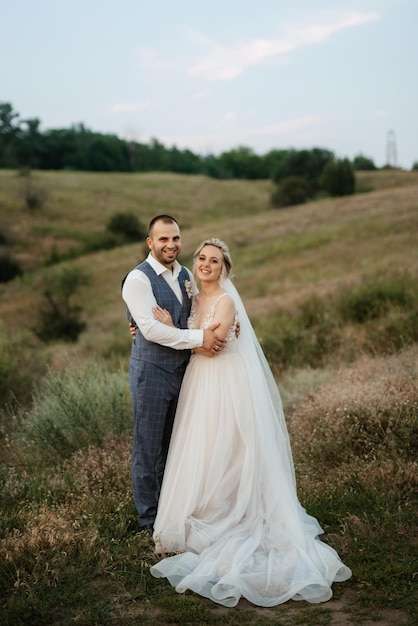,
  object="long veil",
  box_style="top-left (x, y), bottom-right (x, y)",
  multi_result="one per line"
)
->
top-left (223, 278), bottom-right (296, 486)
